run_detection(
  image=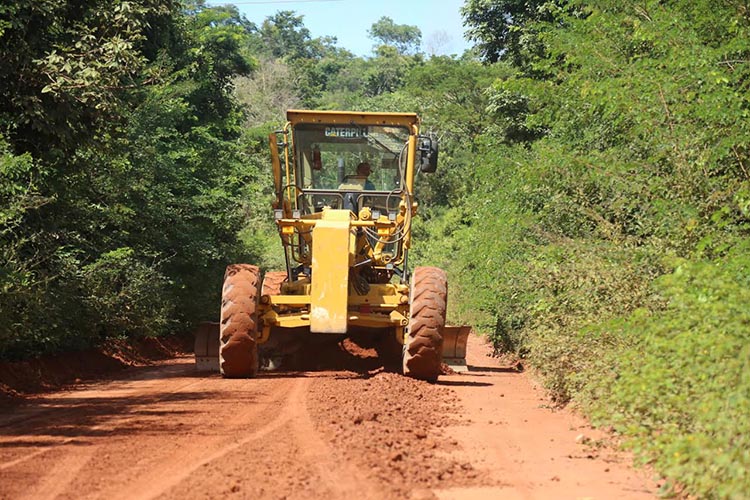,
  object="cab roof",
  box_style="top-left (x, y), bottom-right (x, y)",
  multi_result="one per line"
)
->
top-left (286, 109), bottom-right (420, 129)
